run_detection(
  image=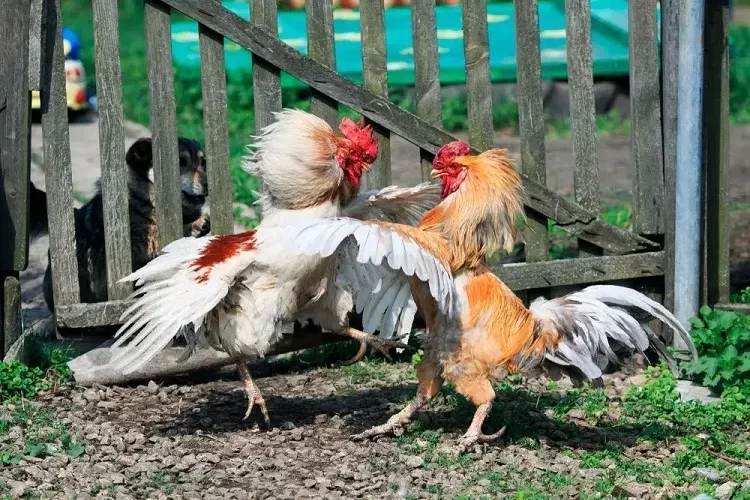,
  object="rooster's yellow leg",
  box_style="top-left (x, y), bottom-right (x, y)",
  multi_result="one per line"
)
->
top-left (458, 402), bottom-right (506, 447)
top-left (342, 341), bottom-right (368, 366)
top-left (237, 362), bottom-right (270, 424)
top-left (337, 327), bottom-right (409, 362)
top-left (352, 362), bottom-right (444, 440)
